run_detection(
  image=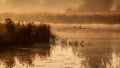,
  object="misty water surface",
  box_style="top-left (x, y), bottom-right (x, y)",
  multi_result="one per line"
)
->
top-left (0, 24), bottom-right (120, 68)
